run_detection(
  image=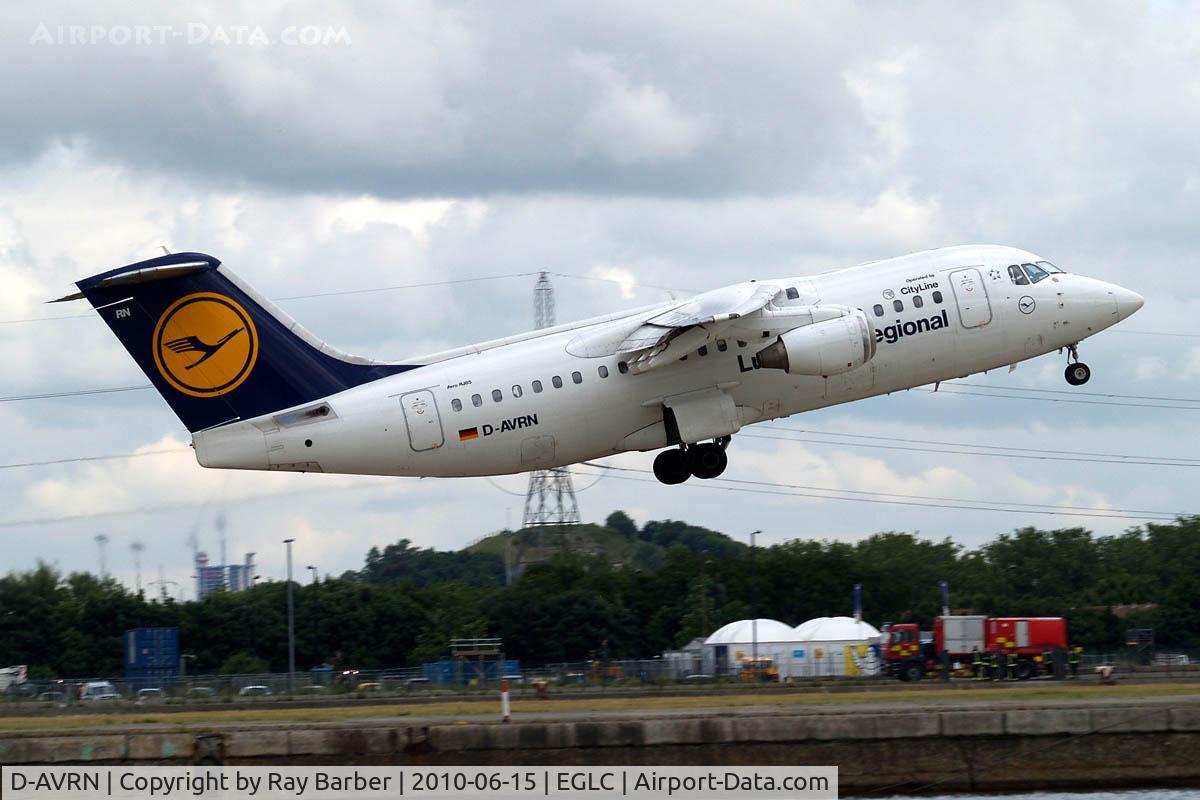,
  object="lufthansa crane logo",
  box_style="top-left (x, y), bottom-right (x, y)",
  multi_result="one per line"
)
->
top-left (152, 293), bottom-right (258, 398)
